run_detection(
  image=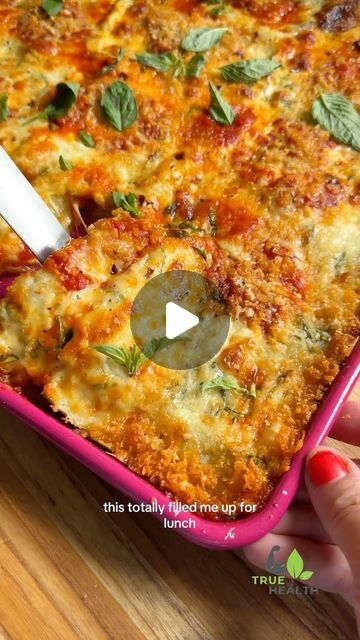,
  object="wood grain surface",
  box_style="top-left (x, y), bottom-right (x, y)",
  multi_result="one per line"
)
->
top-left (0, 385), bottom-right (359, 640)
